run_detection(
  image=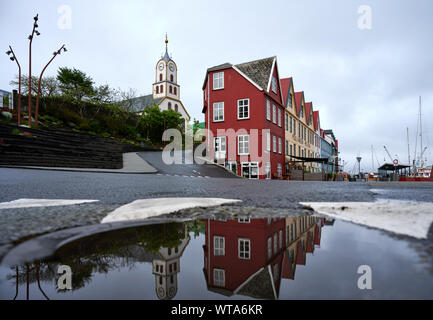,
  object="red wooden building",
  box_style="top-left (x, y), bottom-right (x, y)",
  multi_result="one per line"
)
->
top-left (202, 57), bottom-right (286, 179)
top-left (202, 216), bottom-right (326, 299)
top-left (203, 217), bottom-right (286, 299)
